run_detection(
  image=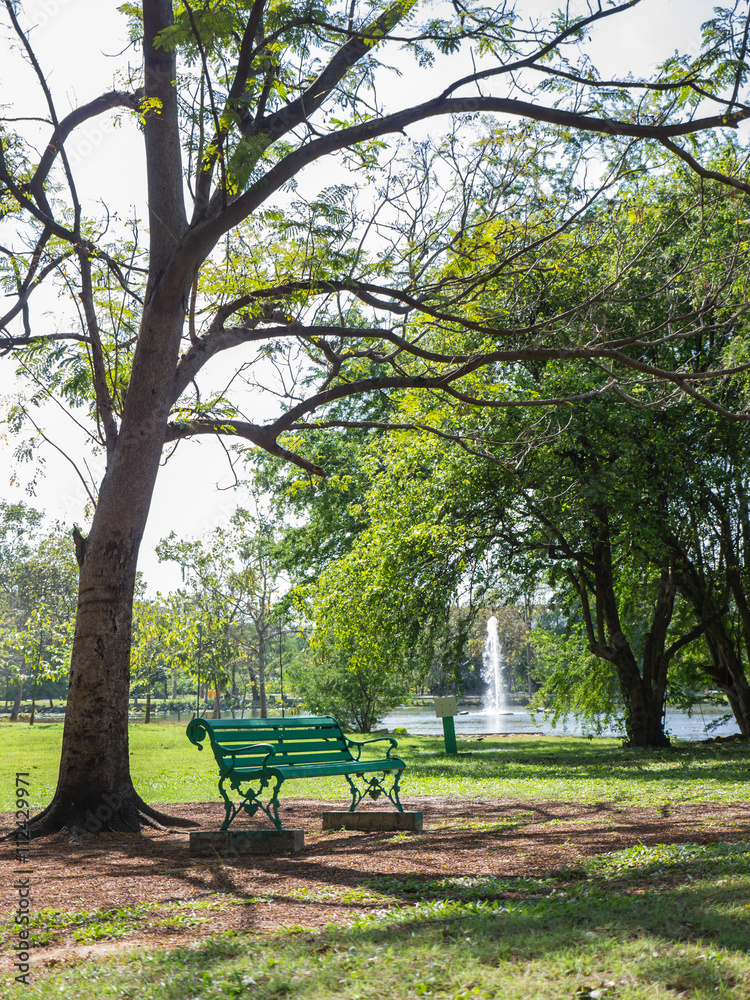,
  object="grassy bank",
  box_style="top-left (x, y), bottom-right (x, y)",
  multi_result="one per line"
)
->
top-left (1, 721), bottom-right (748, 812)
top-left (4, 841), bottom-right (750, 999)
